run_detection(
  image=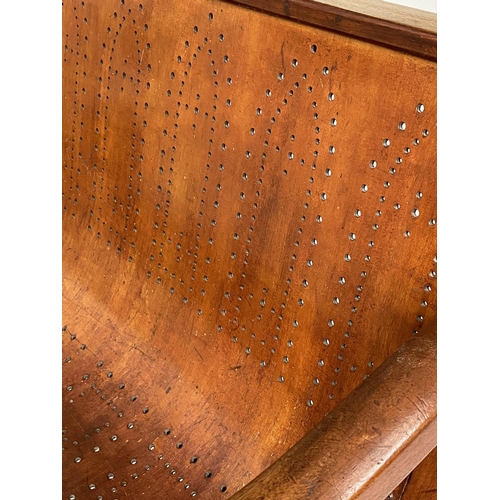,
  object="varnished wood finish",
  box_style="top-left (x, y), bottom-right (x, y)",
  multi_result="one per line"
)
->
top-left (400, 446), bottom-right (437, 499)
top-left (312, 0), bottom-right (437, 32)
top-left (384, 445), bottom-right (437, 499)
top-left (229, 335), bottom-right (436, 500)
top-left (62, 0), bottom-right (436, 498)
top-left (224, 0), bottom-right (437, 60)
top-left (386, 476), bottom-right (410, 500)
